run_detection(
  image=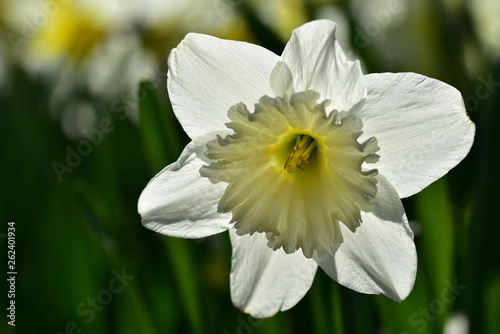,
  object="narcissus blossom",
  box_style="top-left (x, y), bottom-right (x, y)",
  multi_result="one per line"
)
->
top-left (138, 20), bottom-right (475, 318)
